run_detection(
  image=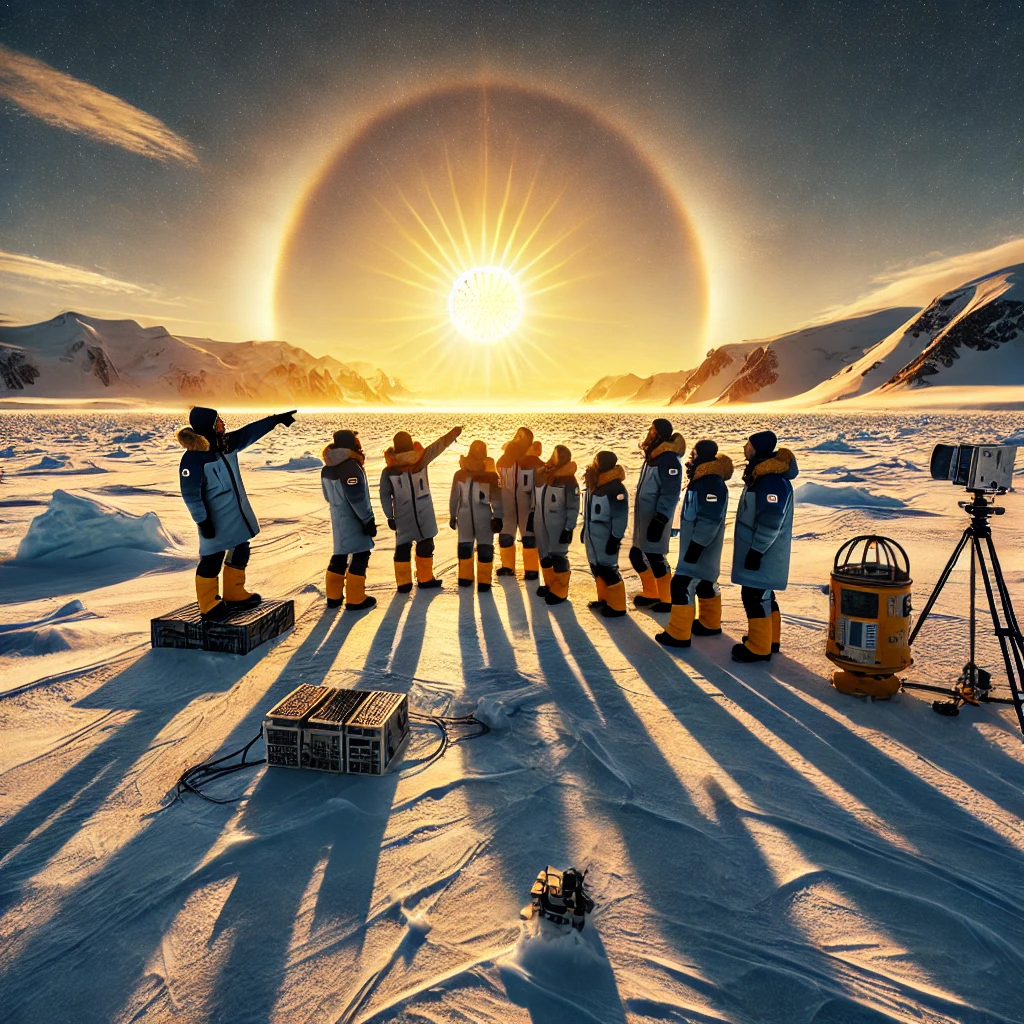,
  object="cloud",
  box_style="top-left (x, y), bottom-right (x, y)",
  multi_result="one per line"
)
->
top-left (0, 249), bottom-right (150, 294)
top-left (819, 237), bottom-right (1024, 321)
top-left (0, 43), bottom-right (198, 165)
